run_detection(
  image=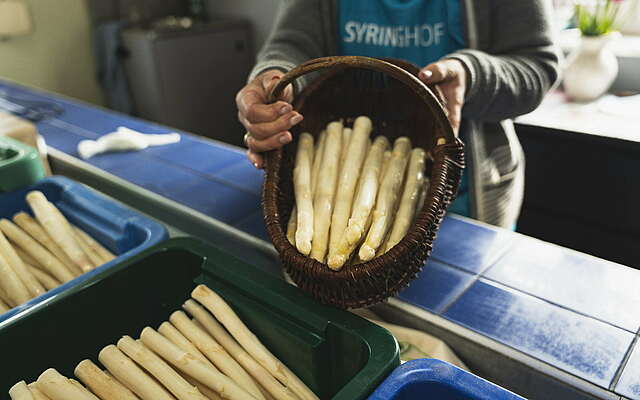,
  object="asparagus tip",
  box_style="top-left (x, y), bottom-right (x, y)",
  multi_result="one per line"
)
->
top-left (358, 245), bottom-right (375, 262)
top-left (327, 255), bottom-right (345, 270)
